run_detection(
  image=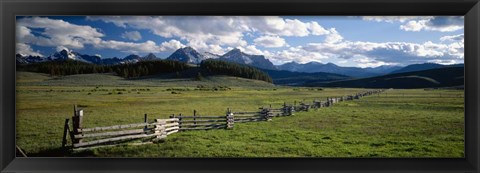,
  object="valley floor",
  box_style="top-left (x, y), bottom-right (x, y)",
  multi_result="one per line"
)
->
top-left (15, 72), bottom-right (464, 157)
